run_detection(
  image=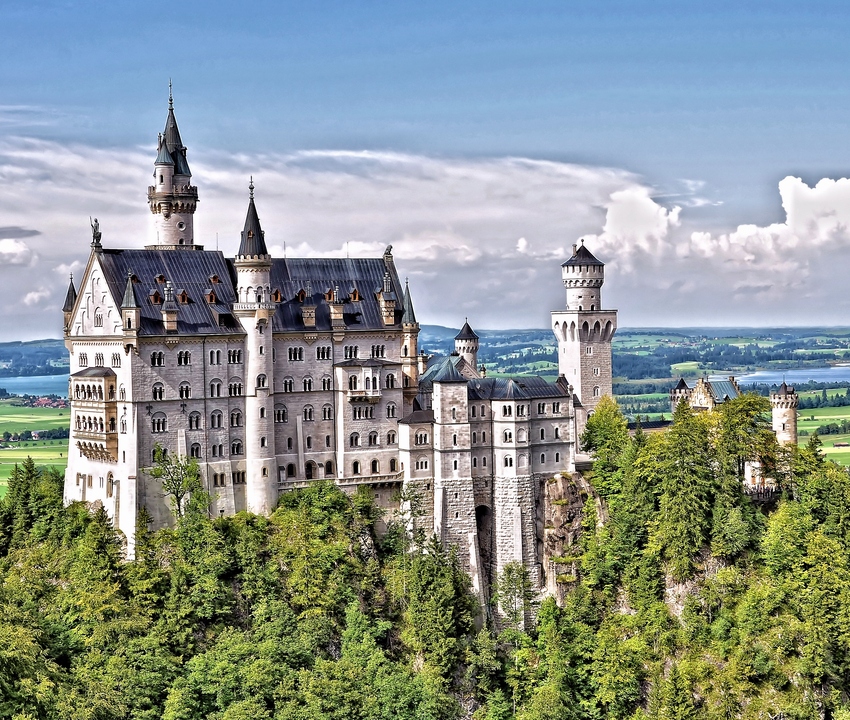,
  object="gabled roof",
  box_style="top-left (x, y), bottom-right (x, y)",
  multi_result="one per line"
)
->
top-left (673, 377), bottom-right (689, 391)
top-left (62, 275), bottom-right (77, 313)
top-left (775, 381), bottom-right (796, 396)
top-left (562, 241), bottom-right (603, 267)
top-left (71, 367), bottom-right (117, 379)
top-left (97, 248), bottom-right (242, 336)
top-left (466, 376), bottom-right (569, 400)
top-left (238, 181), bottom-right (268, 257)
top-left (429, 356), bottom-right (467, 383)
top-left (267, 257), bottom-right (403, 332)
top-left (707, 380), bottom-right (739, 403)
top-left (402, 279), bottom-right (417, 324)
top-left (455, 320), bottom-right (478, 340)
